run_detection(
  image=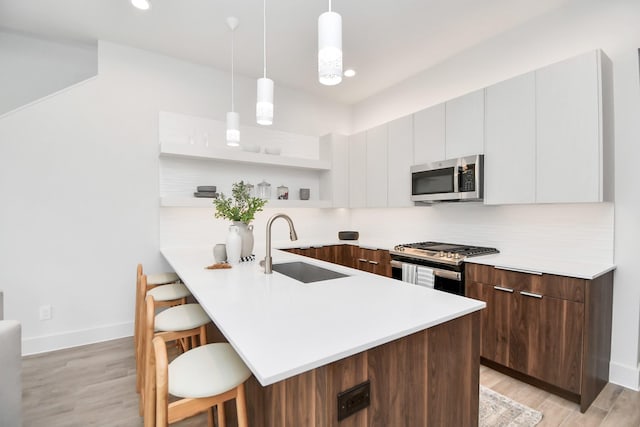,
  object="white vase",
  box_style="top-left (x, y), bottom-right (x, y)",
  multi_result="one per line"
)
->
top-left (233, 221), bottom-right (254, 258)
top-left (226, 225), bottom-right (242, 264)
